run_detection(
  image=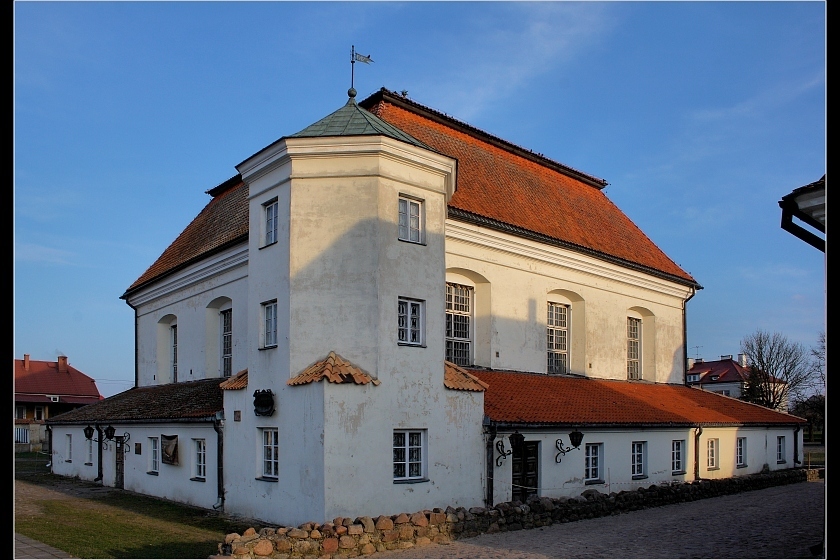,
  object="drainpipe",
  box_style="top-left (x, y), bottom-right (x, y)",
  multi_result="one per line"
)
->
top-left (683, 286), bottom-right (697, 385)
top-left (212, 414), bottom-right (224, 510)
top-left (95, 424), bottom-right (104, 482)
top-left (693, 426), bottom-right (703, 481)
top-left (124, 300), bottom-right (139, 389)
top-left (483, 417), bottom-right (496, 508)
top-left (793, 425), bottom-right (801, 465)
